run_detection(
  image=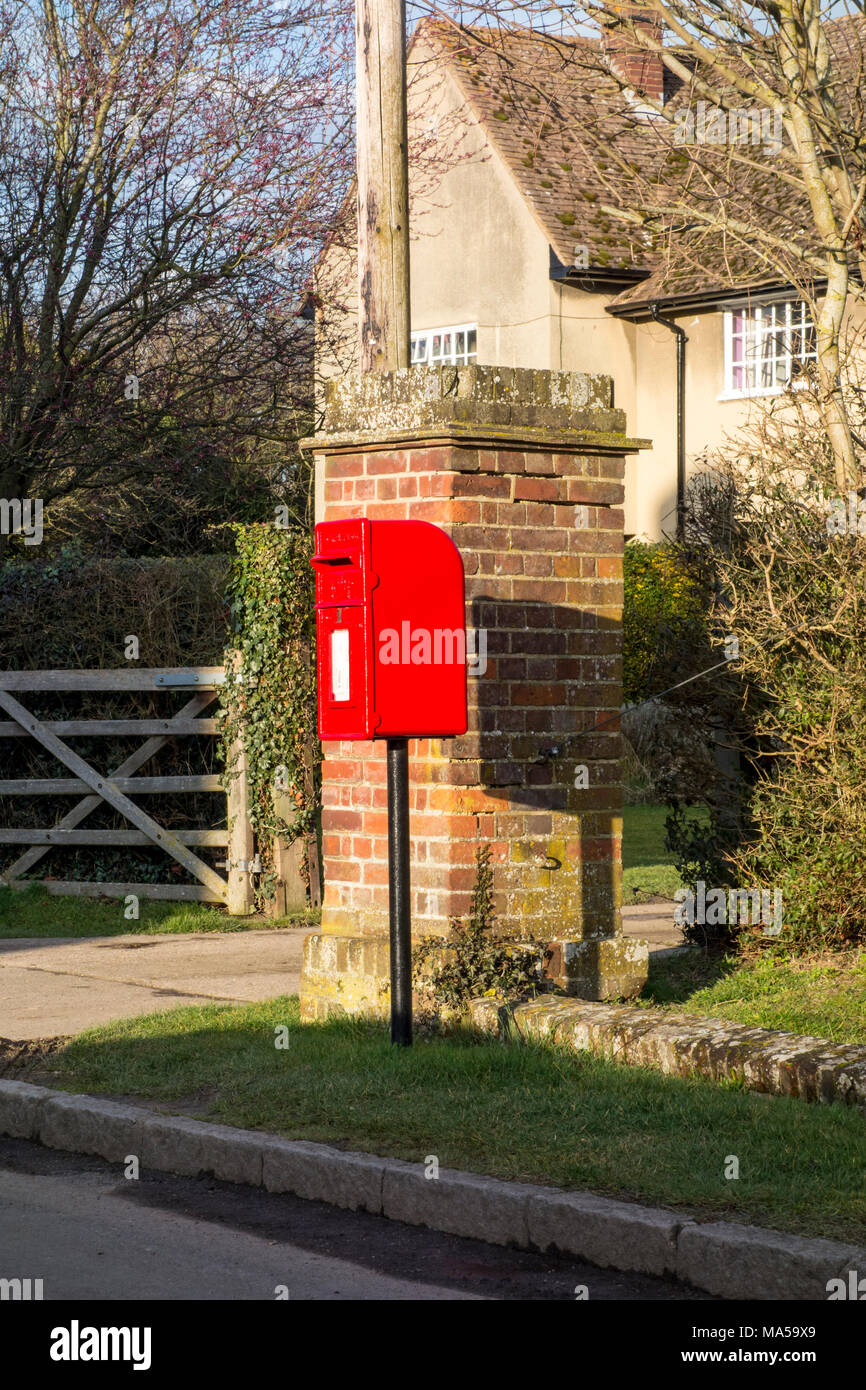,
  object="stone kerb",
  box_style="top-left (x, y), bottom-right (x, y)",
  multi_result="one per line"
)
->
top-left (299, 366), bottom-right (650, 1020)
